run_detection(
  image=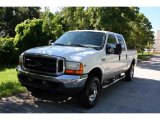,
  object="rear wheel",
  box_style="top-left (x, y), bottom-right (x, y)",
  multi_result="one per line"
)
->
top-left (79, 76), bottom-right (100, 108)
top-left (125, 64), bottom-right (134, 81)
